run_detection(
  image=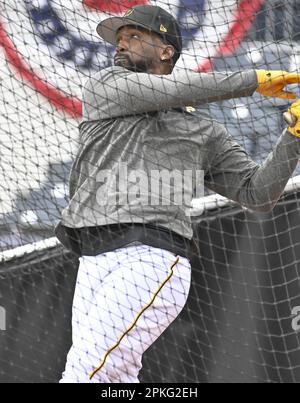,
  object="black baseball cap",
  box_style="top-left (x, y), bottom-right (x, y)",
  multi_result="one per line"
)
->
top-left (96, 5), bottom-right (182, 54)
